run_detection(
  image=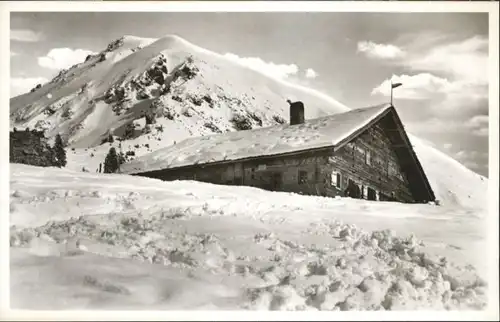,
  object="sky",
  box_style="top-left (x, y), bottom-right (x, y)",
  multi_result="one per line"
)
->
top-left (10, 12), bottom-right (489, 177)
